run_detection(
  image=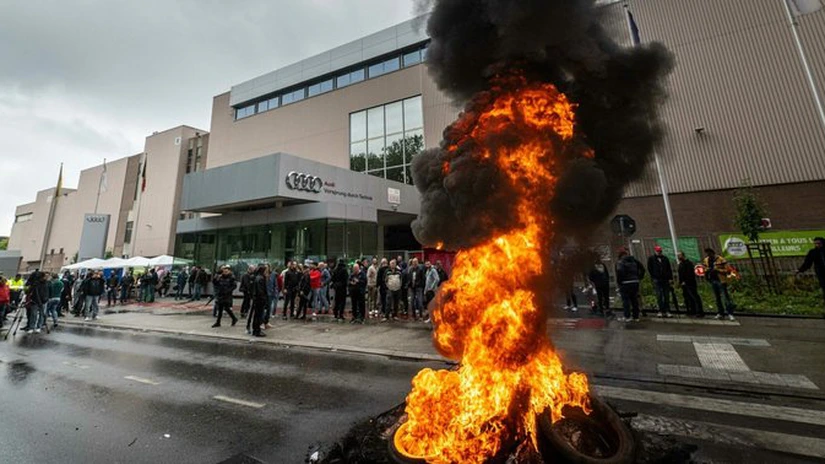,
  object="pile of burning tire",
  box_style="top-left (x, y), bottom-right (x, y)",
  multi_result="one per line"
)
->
top-left (389, 395), bottom-right (635, 464)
